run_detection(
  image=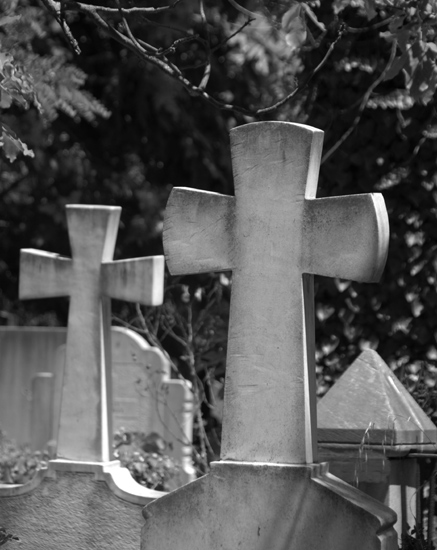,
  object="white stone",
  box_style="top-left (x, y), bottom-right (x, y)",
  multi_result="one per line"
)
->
top-left (164, 121), bottom-right (389, 465)
top-left (0, 205), bottom-right (167, 550)
top-left (19, 205), bottom-right (164, 462)
top-left (142, 121), bottom-right (396, 550)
